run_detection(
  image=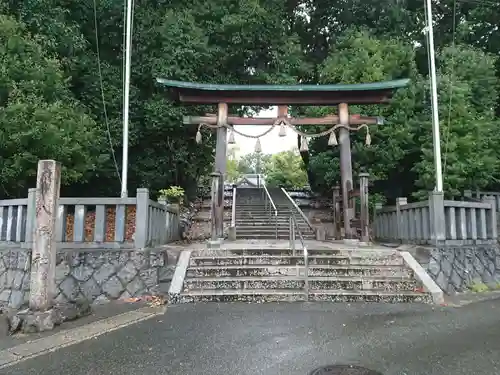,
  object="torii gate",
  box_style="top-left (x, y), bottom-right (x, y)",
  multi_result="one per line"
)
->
top-left (157, 78), bottom-right (409, 241)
